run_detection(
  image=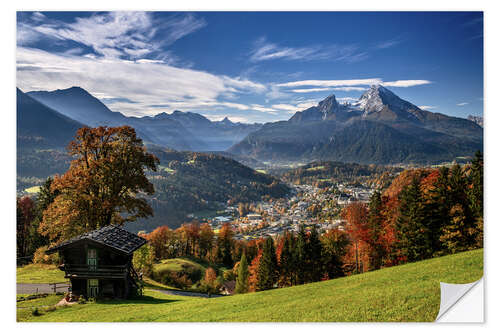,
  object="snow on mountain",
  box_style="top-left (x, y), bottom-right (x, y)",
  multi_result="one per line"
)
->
top-left (358, 85), bottom-right (417, 116)
top-left (467, 115), bottom-right (483, 127)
